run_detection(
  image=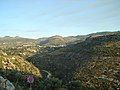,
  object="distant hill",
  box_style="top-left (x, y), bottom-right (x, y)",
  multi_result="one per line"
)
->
top-left (37, 37), bottom-right (48, 43)
top-left (0, 36), bottom-right (36, 47)
top-left (1, 31), bottom-right (118, 47)
top-left (38, 31), bottom-right (119, 46)
top-left (0, 35), bottom-right (86, 46)
top-left (64, 35), bottom-right (88, 45)
top-left (38, 35), bottom-right (88, 46)
top-left (88, 31), bottom-right (120, 36)
top-left (27, 31), bottom-right (120, 89)
top-left (39, 35), bottom-right (67, 46)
